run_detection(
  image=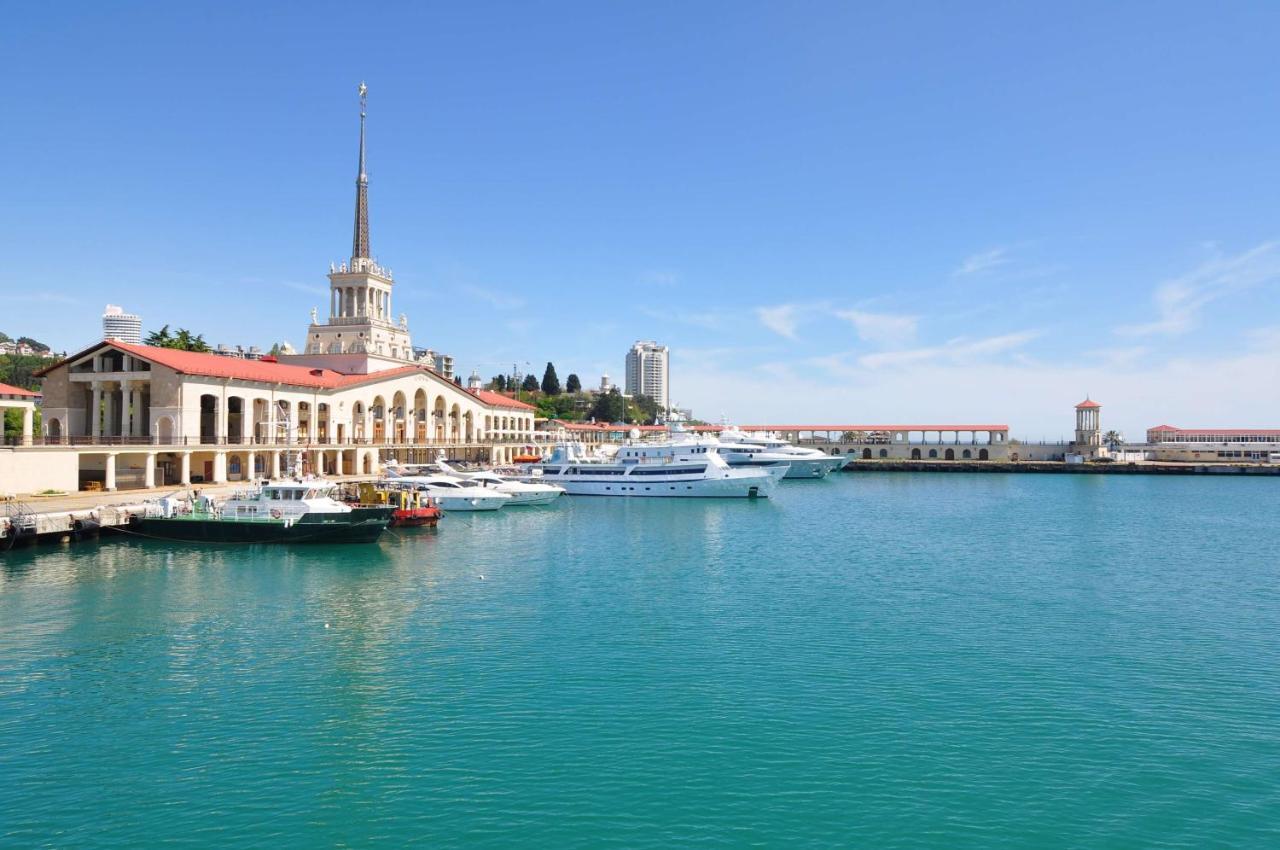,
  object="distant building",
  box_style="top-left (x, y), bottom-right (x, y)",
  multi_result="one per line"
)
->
top-left (599, 373), bottom-right (614, 394)
top-left (1144, 425), bottom-right (1280, 462)
top-left (625, 340), bottom-right (669, 412)
top-left (102, 305), bottom-right (142, 344)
